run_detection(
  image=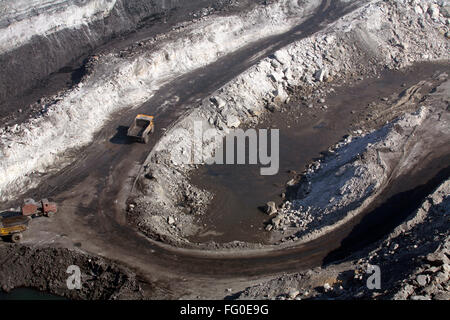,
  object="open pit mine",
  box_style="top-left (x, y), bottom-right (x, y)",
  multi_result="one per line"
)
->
top-left (0, 0), bottom-right (449, 304)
